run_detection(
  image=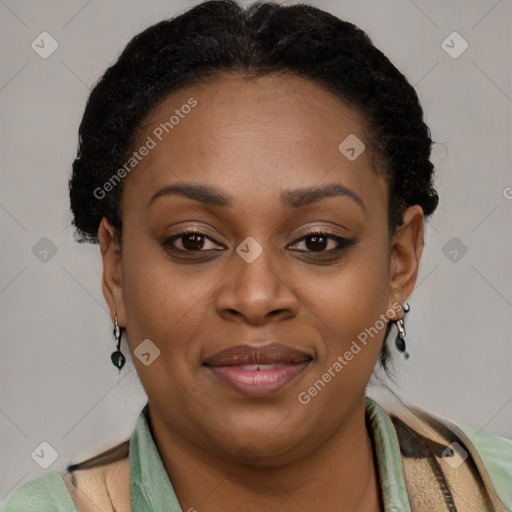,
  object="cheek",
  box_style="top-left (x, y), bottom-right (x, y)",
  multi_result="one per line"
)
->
top-left (304, 242), bottom-right (391, 393)
top-left (120, 238), bottom-right (177, 344)
top-left (297, 256), bottom-right (390, 411)
top-left (120, 241), bottom-right (222, 364)
top-left (314, 247), bottom-right (389, 335)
